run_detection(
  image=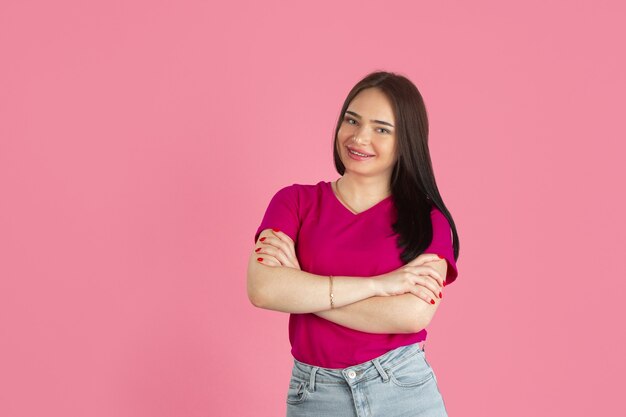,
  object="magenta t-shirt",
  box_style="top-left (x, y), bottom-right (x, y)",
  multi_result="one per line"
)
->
top-left (254, 180), bottom-right (458, 368)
